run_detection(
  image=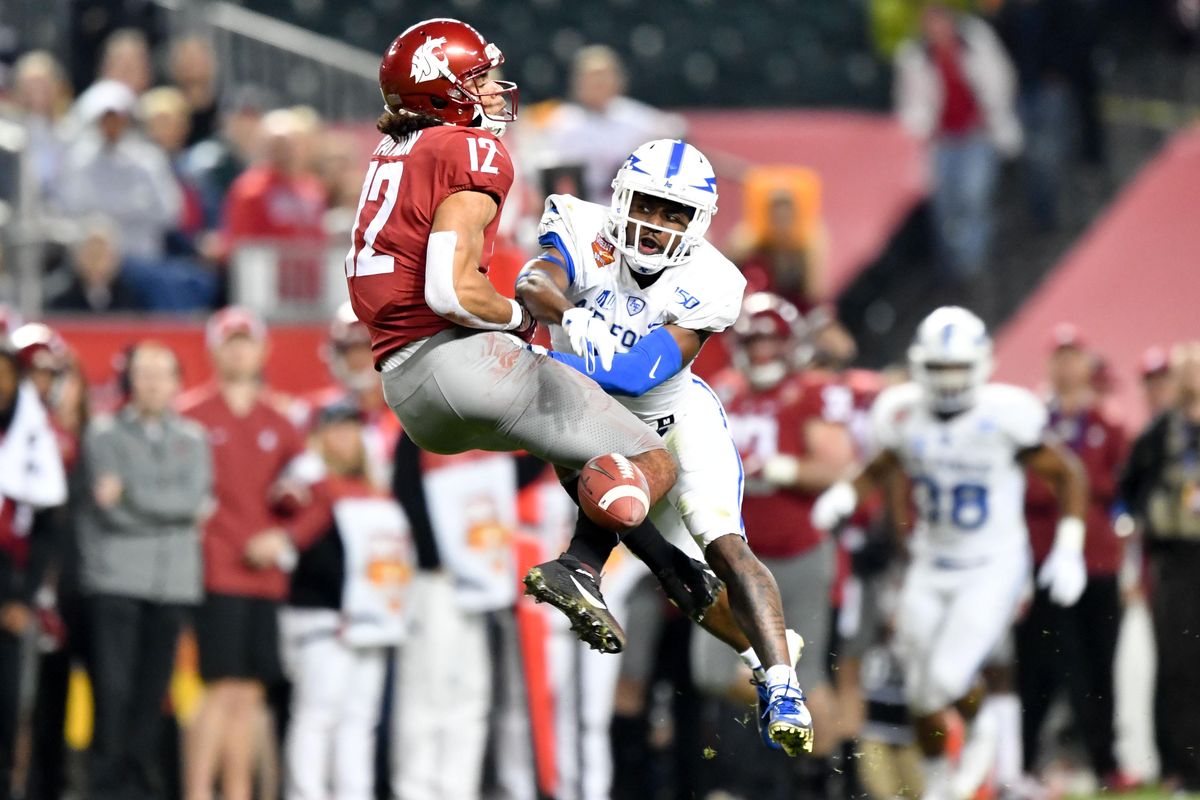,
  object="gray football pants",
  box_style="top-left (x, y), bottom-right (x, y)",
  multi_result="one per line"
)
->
top-left (380, 329), bottom-right (663, 469)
